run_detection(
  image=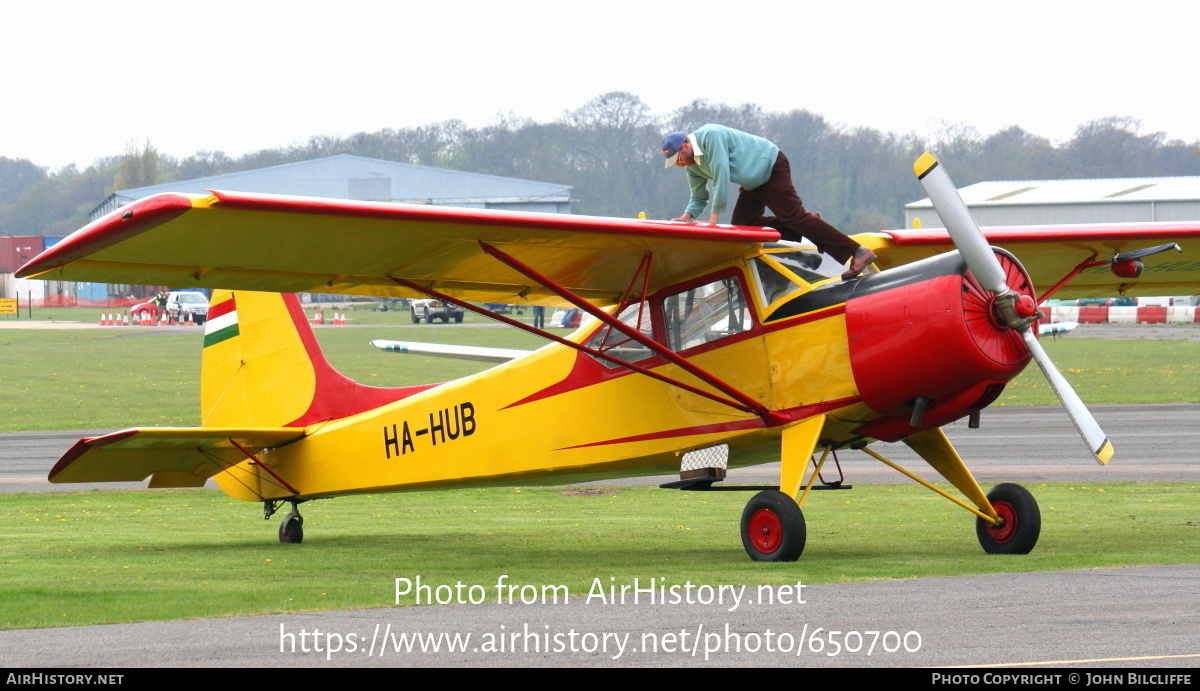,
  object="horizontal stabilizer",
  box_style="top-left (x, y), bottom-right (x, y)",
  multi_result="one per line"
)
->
top-left (49, 427), bottom-right (306, 487)
top-left (370, 339), bottom-right (532, 363)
